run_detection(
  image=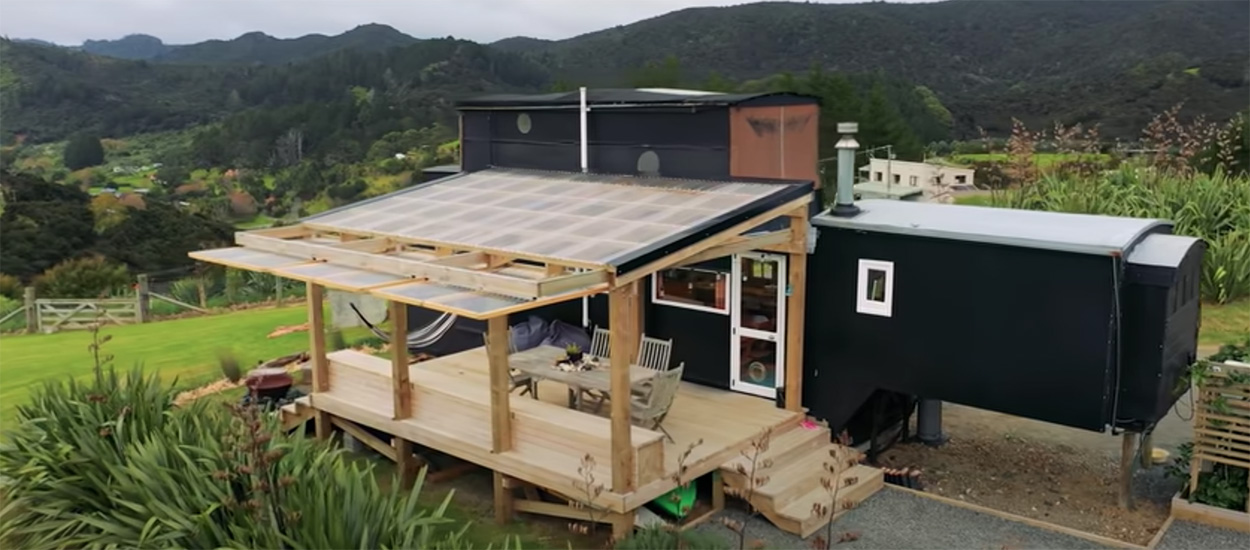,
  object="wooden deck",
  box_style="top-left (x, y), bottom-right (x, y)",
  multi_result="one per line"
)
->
top-left (308, 348), bottom-right (802, 514)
